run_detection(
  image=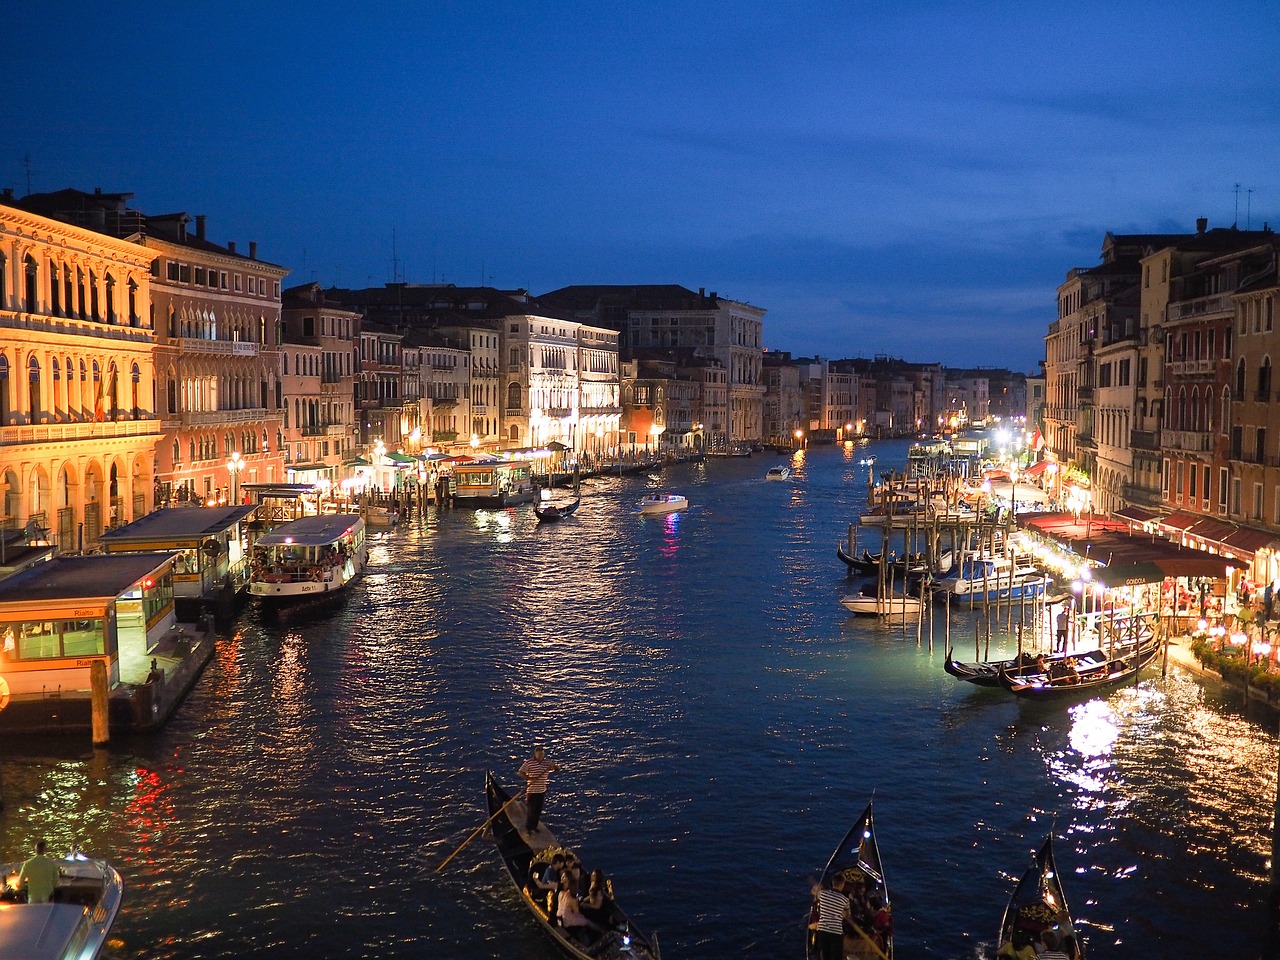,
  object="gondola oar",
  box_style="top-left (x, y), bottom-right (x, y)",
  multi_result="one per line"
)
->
top-left (434, 790), bottom-right (525, 874)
